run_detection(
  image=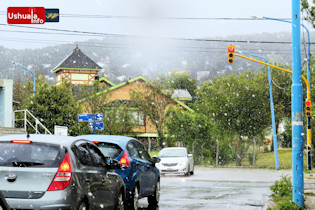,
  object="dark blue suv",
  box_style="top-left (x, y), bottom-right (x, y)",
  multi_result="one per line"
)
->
top-left (80, 135), bottom-right (160, 209)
